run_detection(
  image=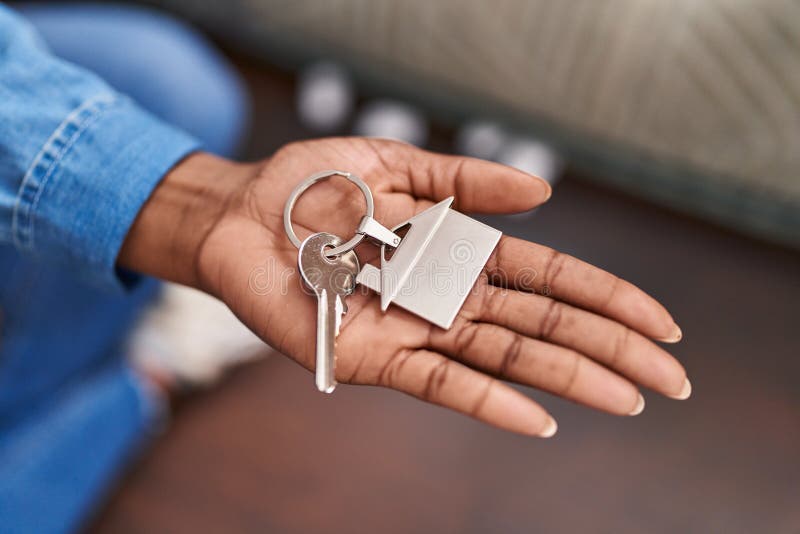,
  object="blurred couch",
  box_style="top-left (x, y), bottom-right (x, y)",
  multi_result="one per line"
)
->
top-left (143, 0), bottom-right (800, 248)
